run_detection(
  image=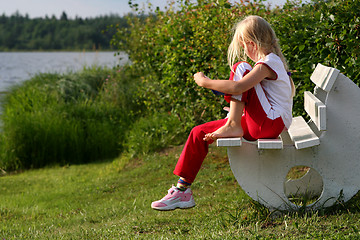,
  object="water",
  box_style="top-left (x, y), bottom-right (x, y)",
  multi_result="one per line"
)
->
top-left (0, 51), bottom-right (128, 92)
